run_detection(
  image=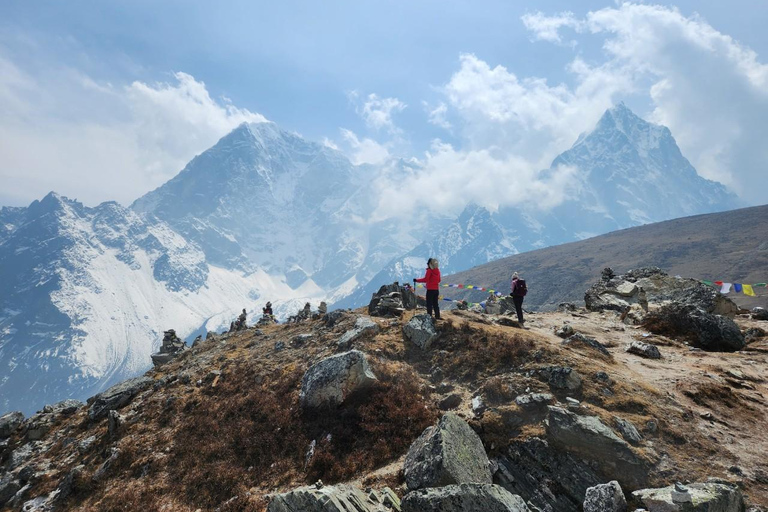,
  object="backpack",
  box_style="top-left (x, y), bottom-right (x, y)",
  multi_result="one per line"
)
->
top-left (515, 279), bottom-right (528, 297)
